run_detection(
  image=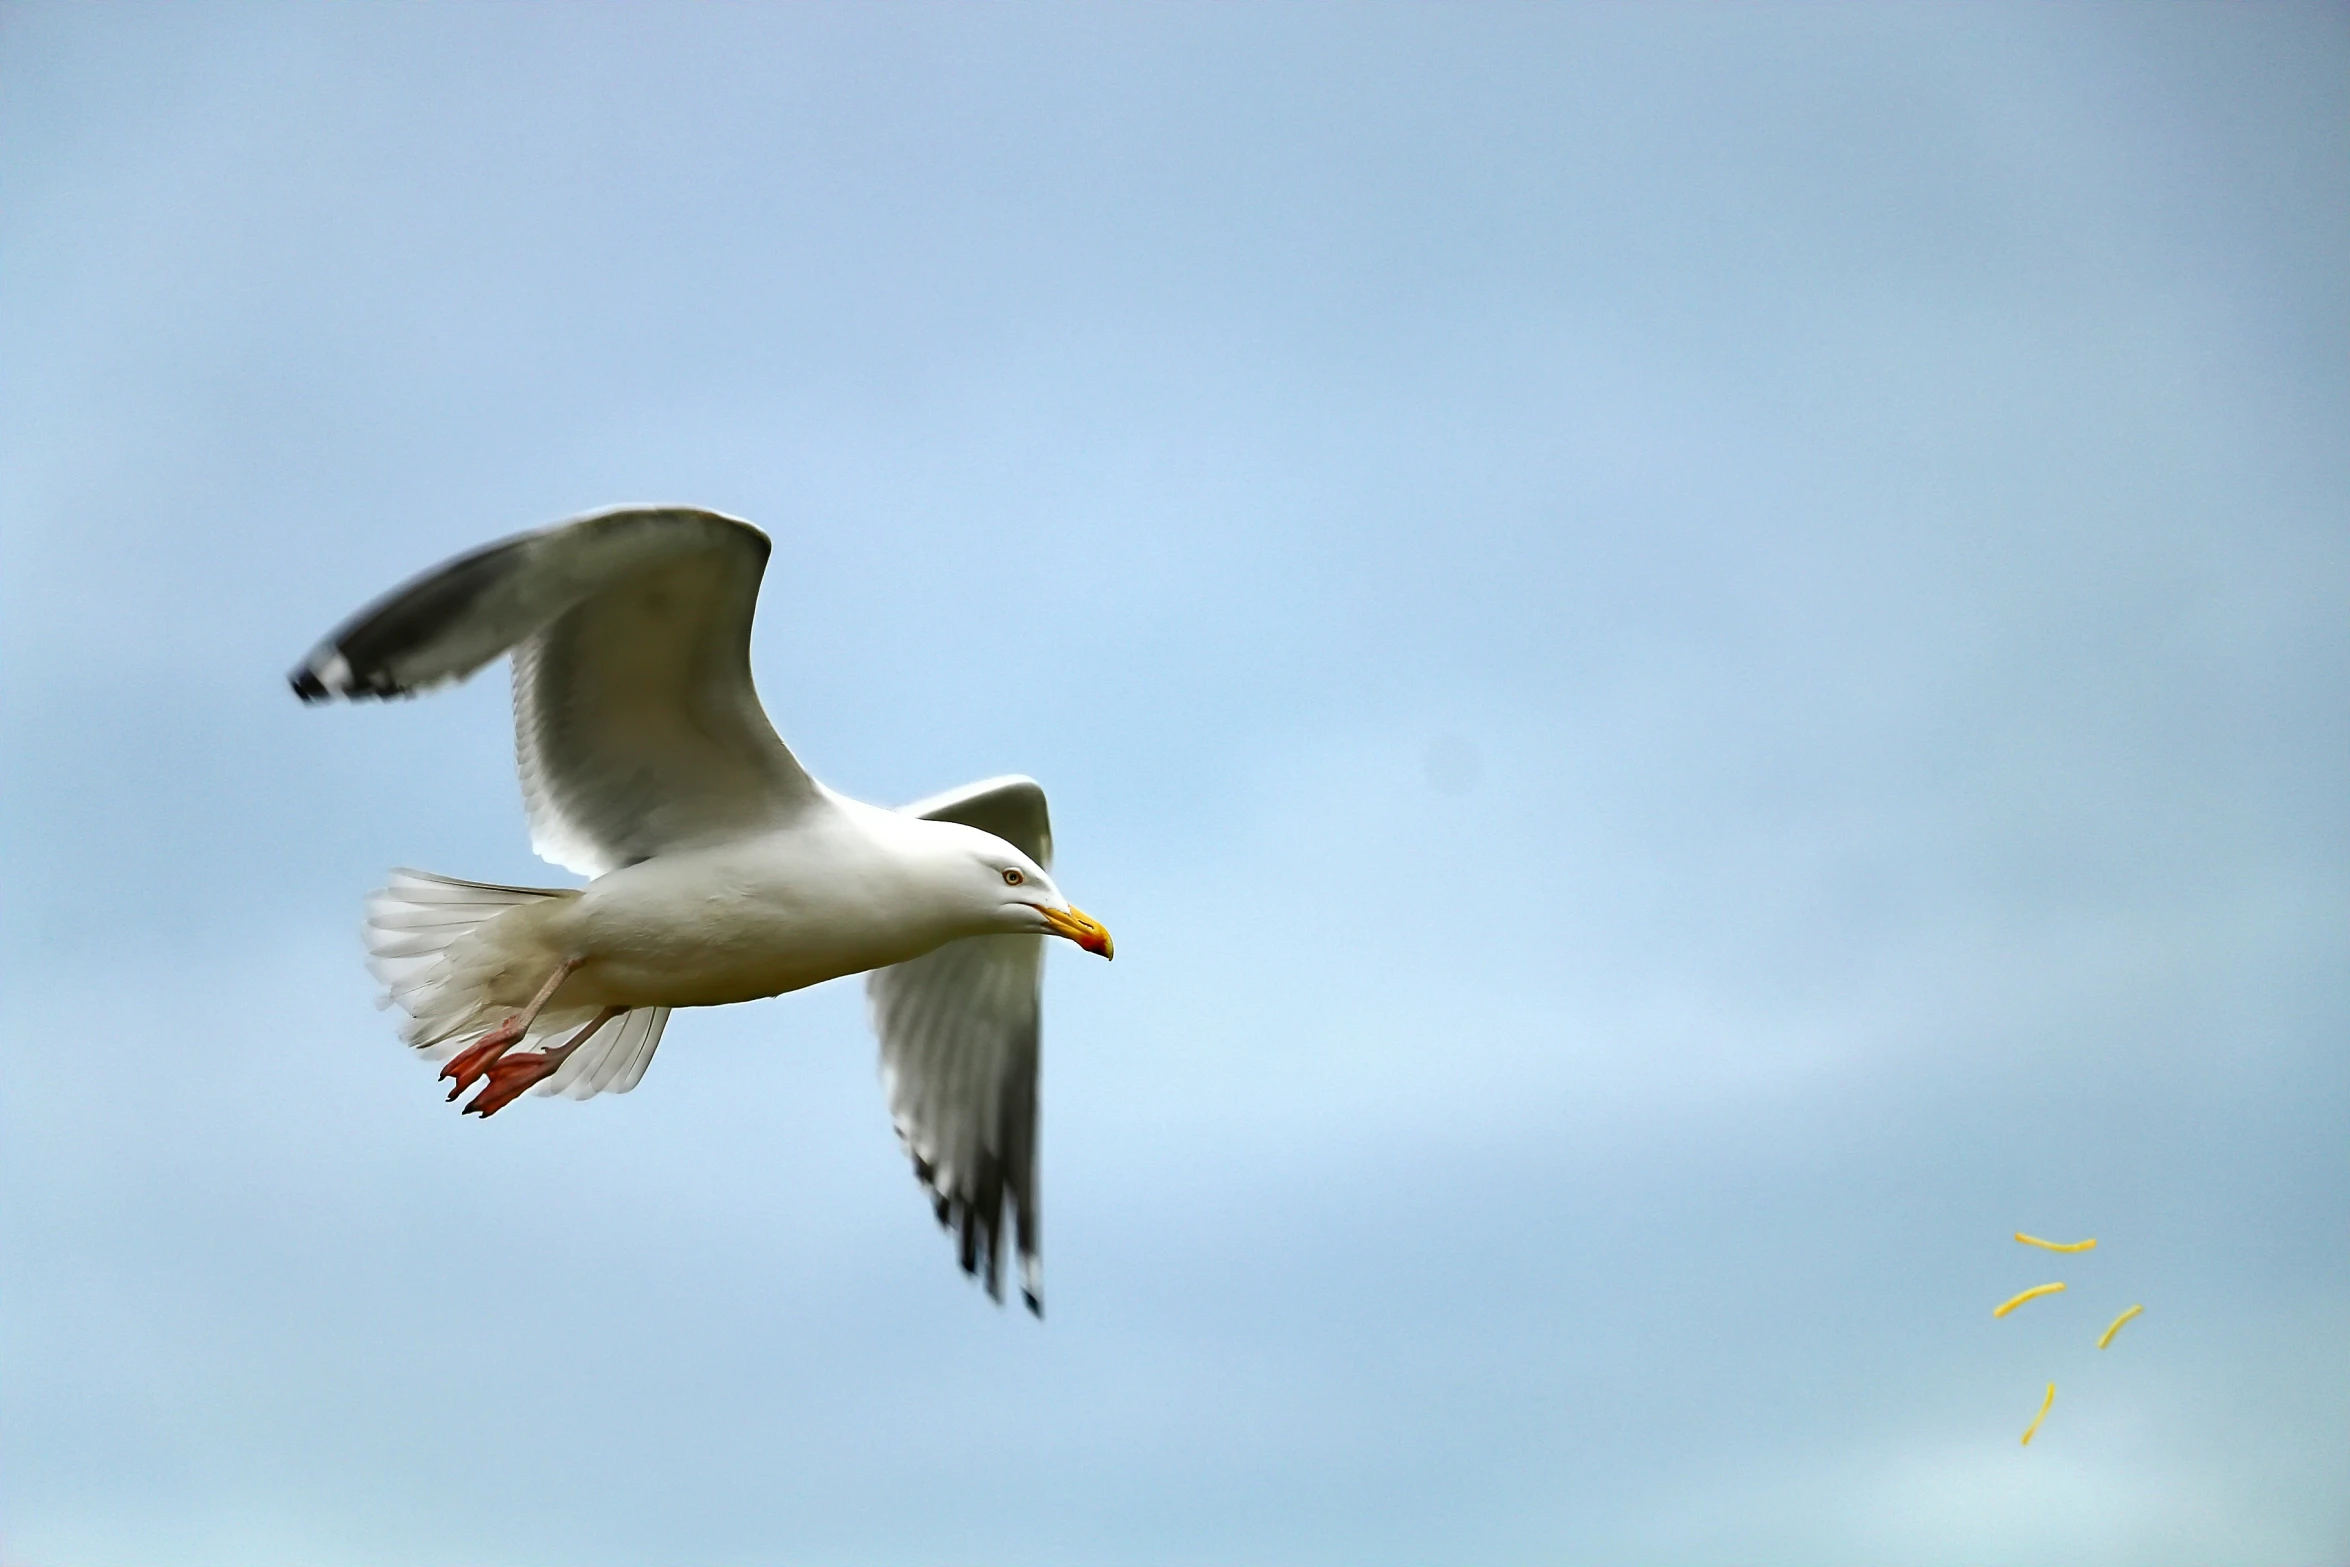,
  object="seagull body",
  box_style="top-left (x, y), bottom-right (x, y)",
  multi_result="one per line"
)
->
top-left (555, 802), bottom-right (1031, 1008)
top-left (291, 506), bottom-right (1110, 1311)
